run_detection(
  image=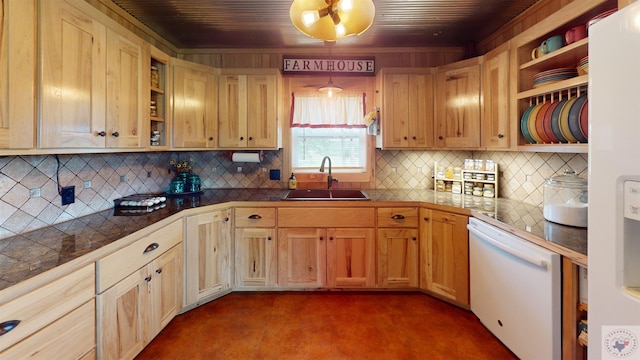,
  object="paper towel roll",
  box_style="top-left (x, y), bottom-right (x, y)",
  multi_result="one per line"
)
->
top-left (231, 152), bottom-right (262, 163)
